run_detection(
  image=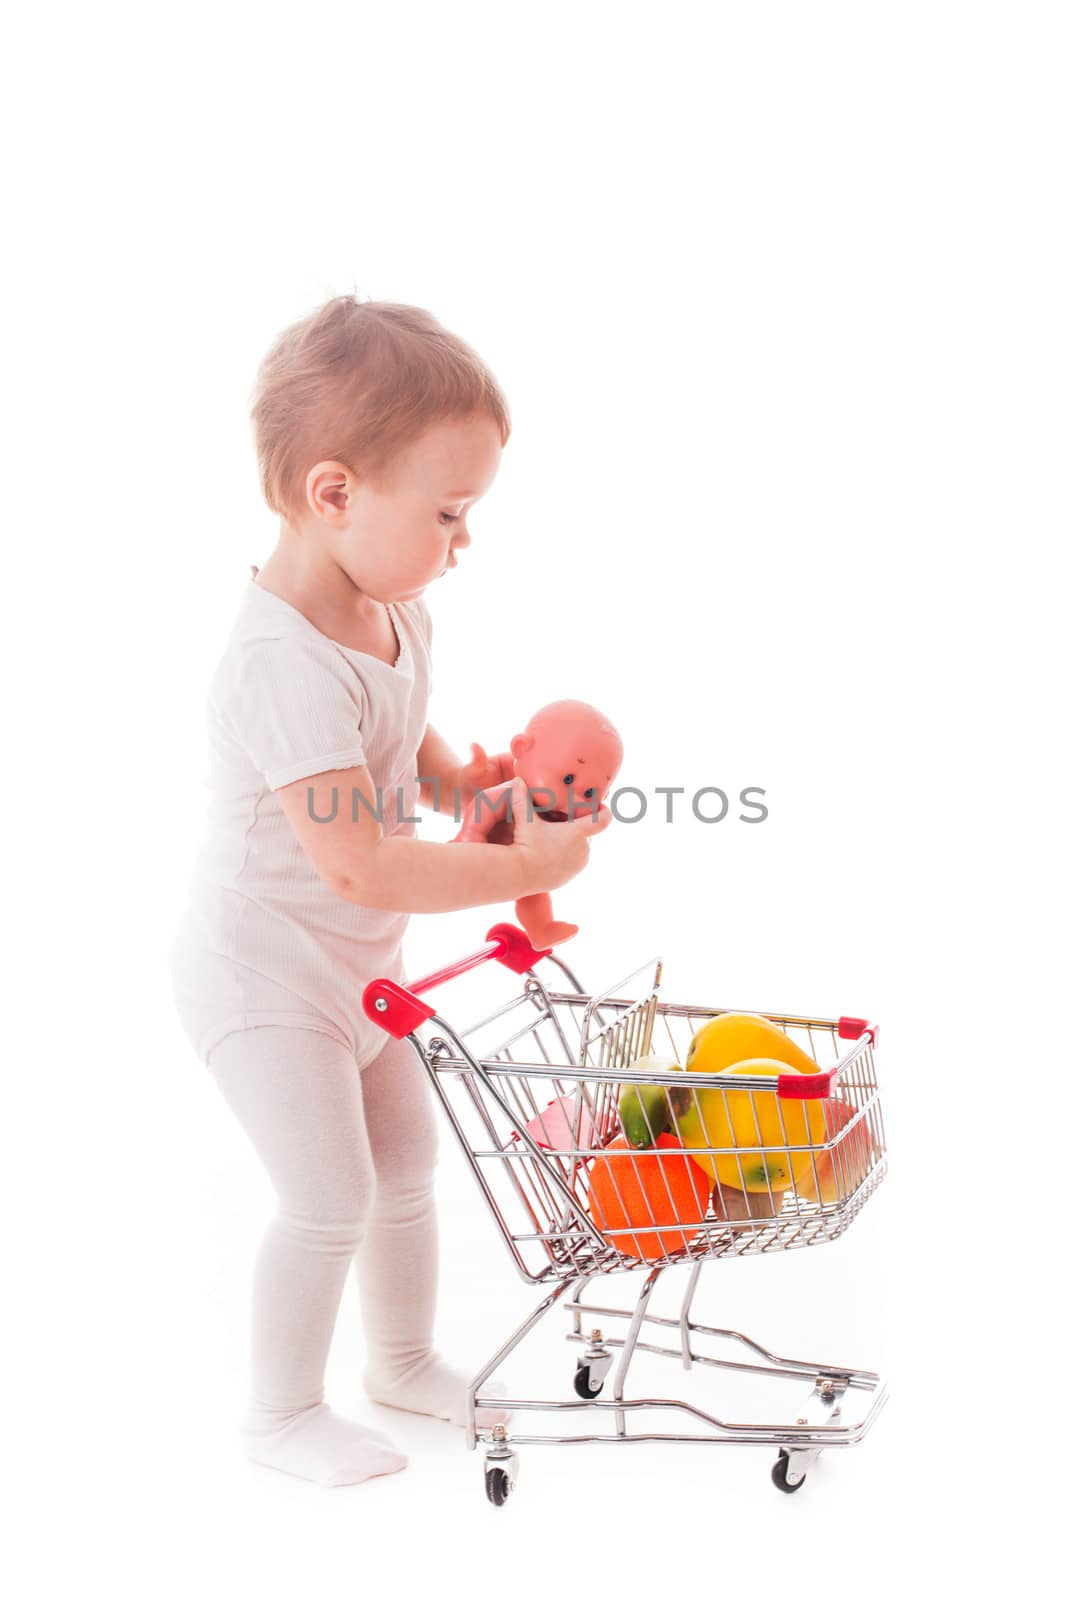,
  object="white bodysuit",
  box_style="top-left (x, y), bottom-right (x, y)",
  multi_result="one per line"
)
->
top-left (169, 568), bottom-right (432, 1070)
top-left (166, 569), bottom-right (508, 1488)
